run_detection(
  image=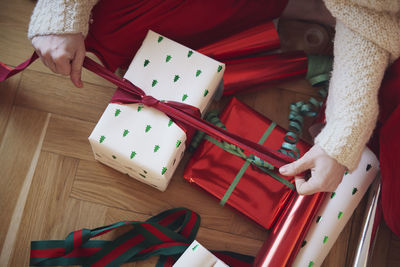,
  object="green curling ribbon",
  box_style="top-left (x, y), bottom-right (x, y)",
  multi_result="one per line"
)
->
top-left (278, 55), bottom-right (332, 159)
